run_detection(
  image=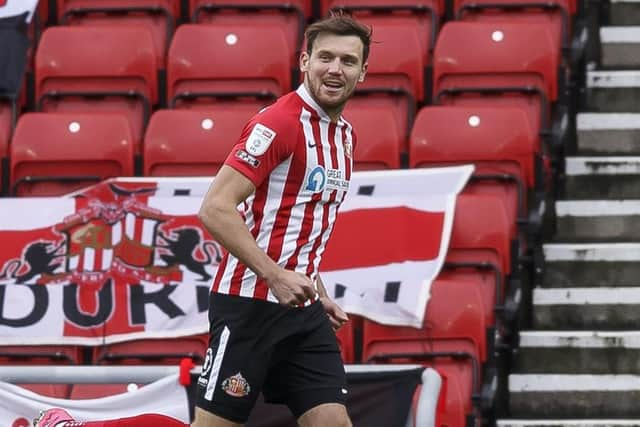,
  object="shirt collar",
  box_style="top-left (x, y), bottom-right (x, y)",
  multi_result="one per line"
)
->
top-left (296, 84), bottom-right (343, 124)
